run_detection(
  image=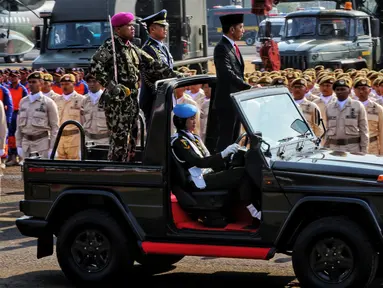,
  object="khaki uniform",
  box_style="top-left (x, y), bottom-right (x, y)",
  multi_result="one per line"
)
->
top-left (325, 98), bottom-right (369, 153)
top-left (54, 92), bottom-right (85, 160)
top-left (15, 94), bottom-right (59, 158)
top-left (297, 98), bottom-right (323, 137)
top-left (363, 100), bottom-right (383, 155)
top-left (0, 101), bottom-right (7, 149)
top-left (81, 93), bottom-right (109, 145)
top-left (313, 94), bottom-right (337, 128)
top-left (43, 90), bottom-right (60, 100)
top-left (305, 92), bottom-right (320, 102)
